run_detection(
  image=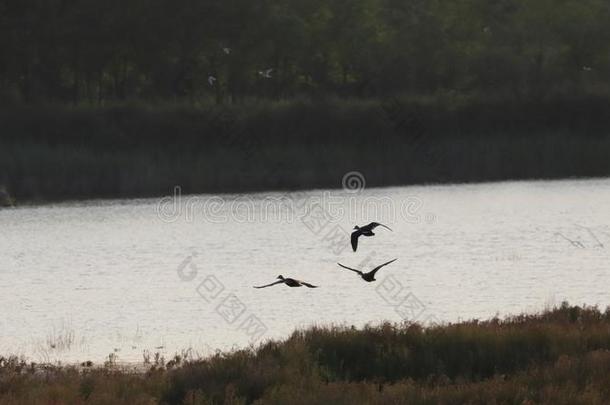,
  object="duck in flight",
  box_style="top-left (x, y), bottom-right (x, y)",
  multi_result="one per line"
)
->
top-left (254, 275), bottom-right (318, 289)
top-left (337, 258), bottom-right (398, 282)
top-left (351, 222), bottom-right (392, 251)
